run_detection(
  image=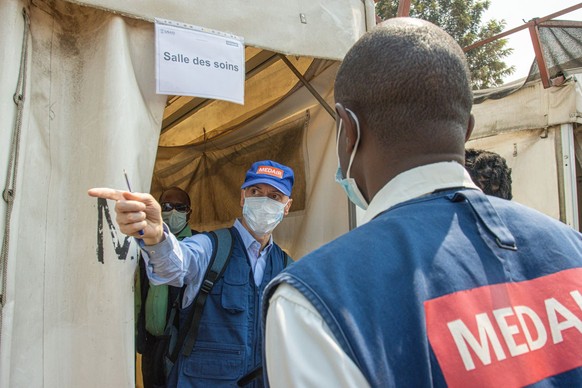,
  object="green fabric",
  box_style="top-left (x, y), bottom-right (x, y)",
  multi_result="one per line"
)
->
top-left (143, 227), bottom-right (193, 336)
top-left (145, 284), bottom-right (169, 336)
top-left (175, 225), bottom-right (193, 240)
